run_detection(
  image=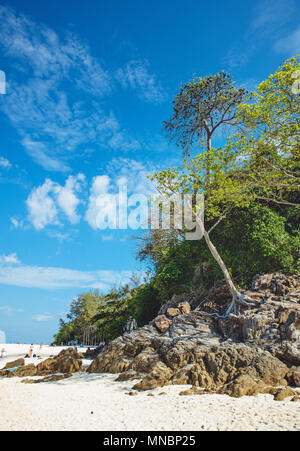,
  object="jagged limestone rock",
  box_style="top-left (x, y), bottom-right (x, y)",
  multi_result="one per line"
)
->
top-left (87, 273), bottom-right (300, 398)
